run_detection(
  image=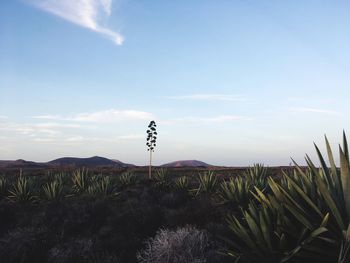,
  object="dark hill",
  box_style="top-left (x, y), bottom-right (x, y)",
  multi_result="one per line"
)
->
top-left (48, 156), bottom-right (133, 168)
top-left (161, 160), bottom-right (211, 167)
top-left (0, 159), bottom-right (47, 169)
